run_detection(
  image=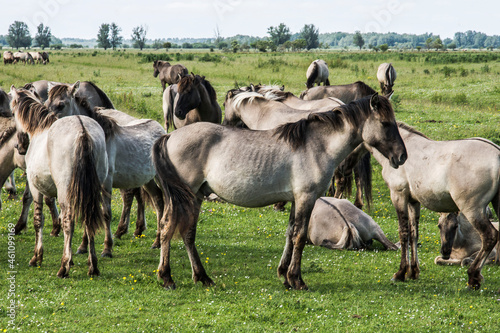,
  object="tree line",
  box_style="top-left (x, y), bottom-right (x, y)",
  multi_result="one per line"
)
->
top-left (1, 20), bottom-right (499, 51)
